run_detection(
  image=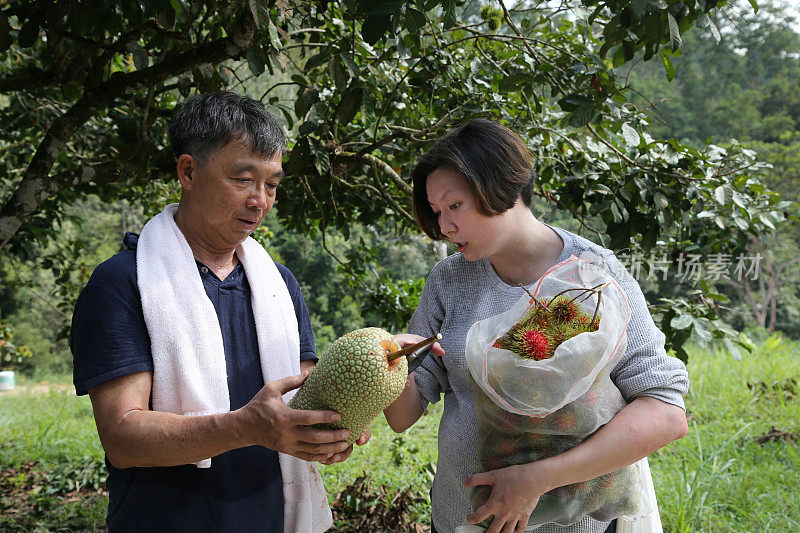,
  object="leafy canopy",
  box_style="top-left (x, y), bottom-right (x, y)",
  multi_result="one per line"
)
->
top-left (0, 0), bottom-right (785, 359)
